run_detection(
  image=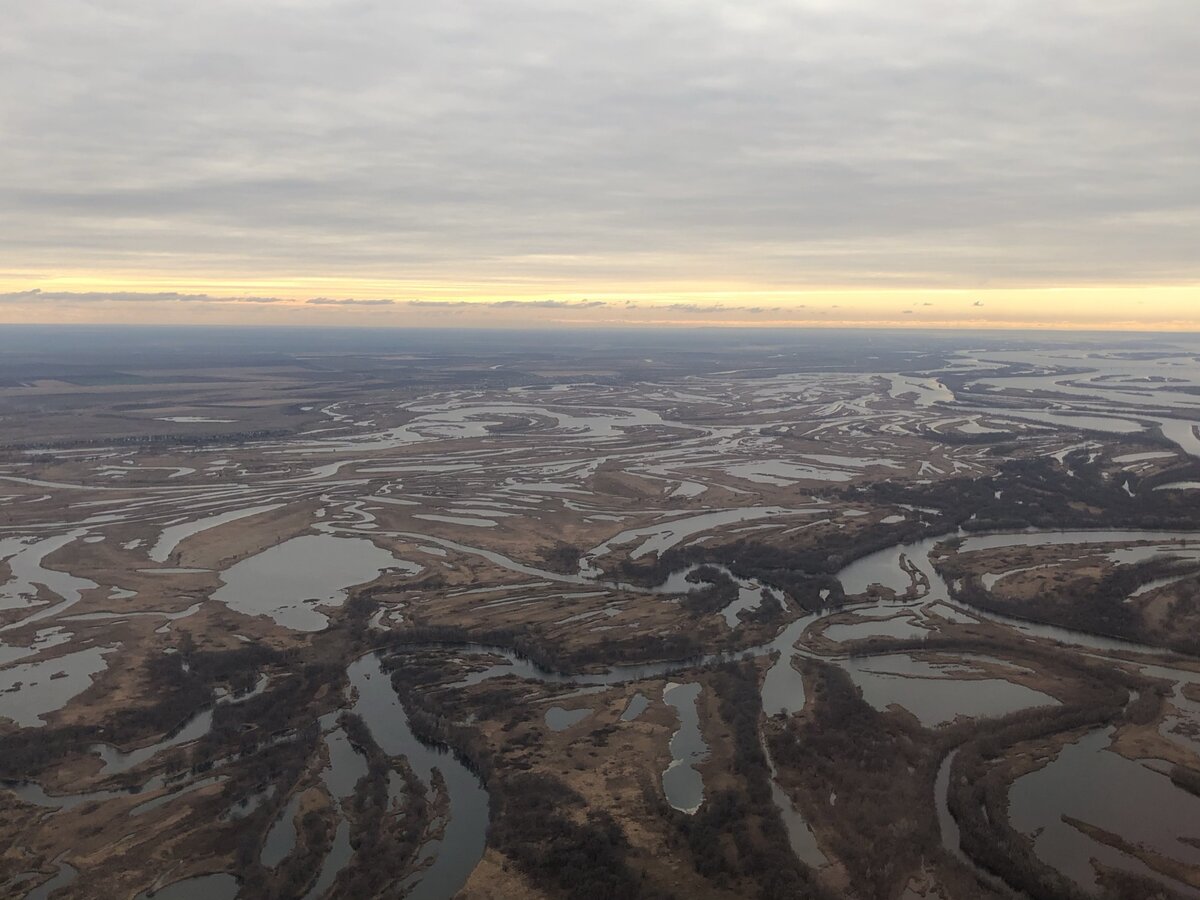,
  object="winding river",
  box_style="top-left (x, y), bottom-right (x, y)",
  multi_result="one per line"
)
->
top-left (13, 524), bottom-right (1200, 898)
